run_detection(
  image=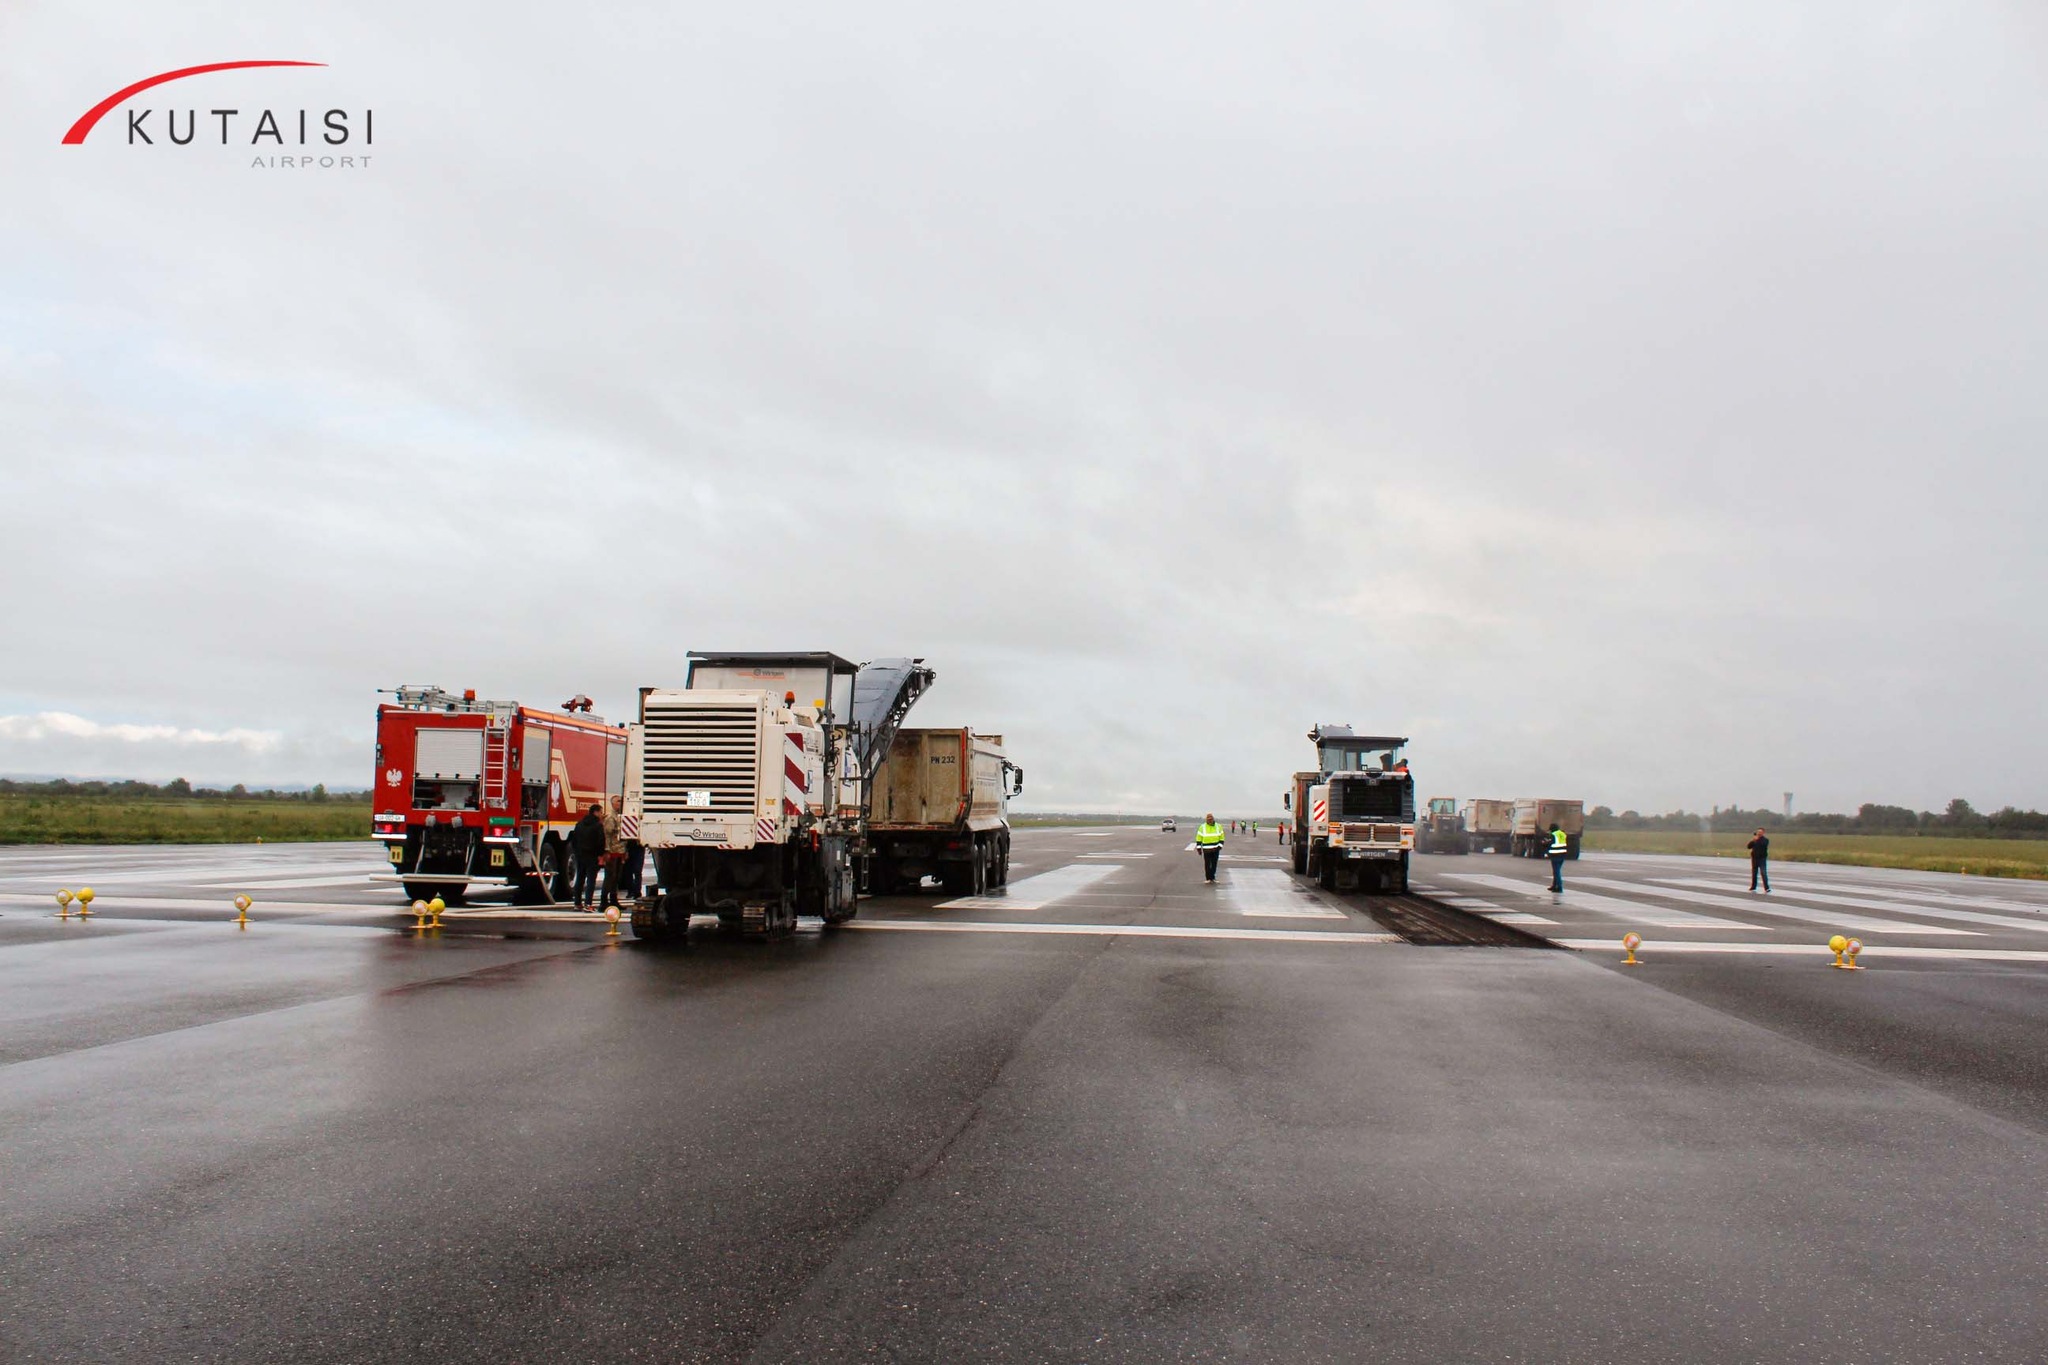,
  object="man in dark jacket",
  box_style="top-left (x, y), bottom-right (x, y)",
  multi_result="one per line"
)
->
top-left (1748, 828), bottom-right (1771, 892)
top-left (570, 804), bottom-right (605, 910)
